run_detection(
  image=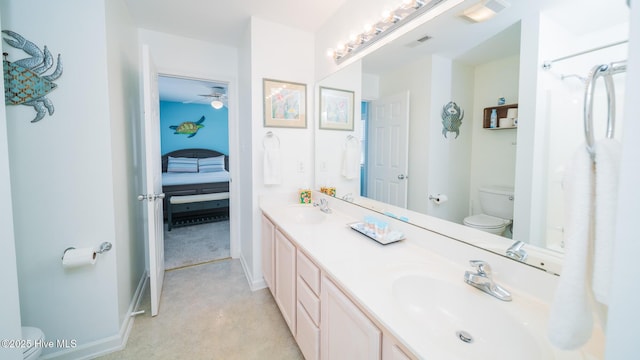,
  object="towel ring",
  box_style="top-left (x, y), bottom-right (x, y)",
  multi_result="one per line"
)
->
top-left (583, 64), bottom-right (615, 158)
top-left (344, 135), bottom-right (359, 148)
top-left (263, 131), bottom-right (280, 149)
